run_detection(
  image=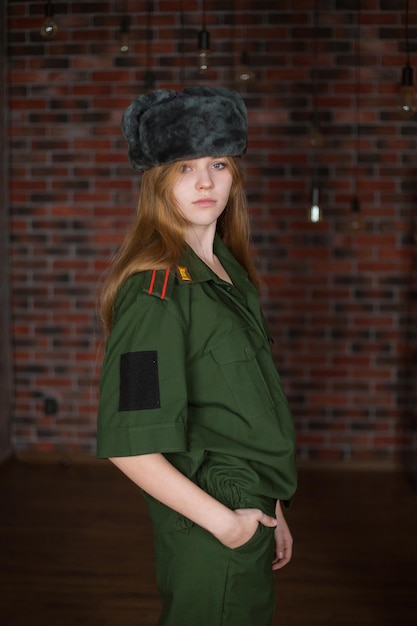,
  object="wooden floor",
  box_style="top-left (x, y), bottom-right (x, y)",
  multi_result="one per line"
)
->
top-left (1, 458), bottom-right (416, 626)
